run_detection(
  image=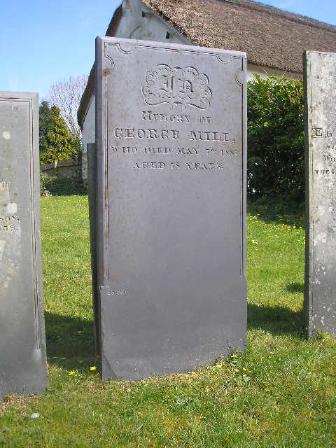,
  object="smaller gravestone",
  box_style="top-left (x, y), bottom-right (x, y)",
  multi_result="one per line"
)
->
top-left (0, 92), bottom-right (47, 399)
top-left (304, 51), bottom-right (336, 336)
